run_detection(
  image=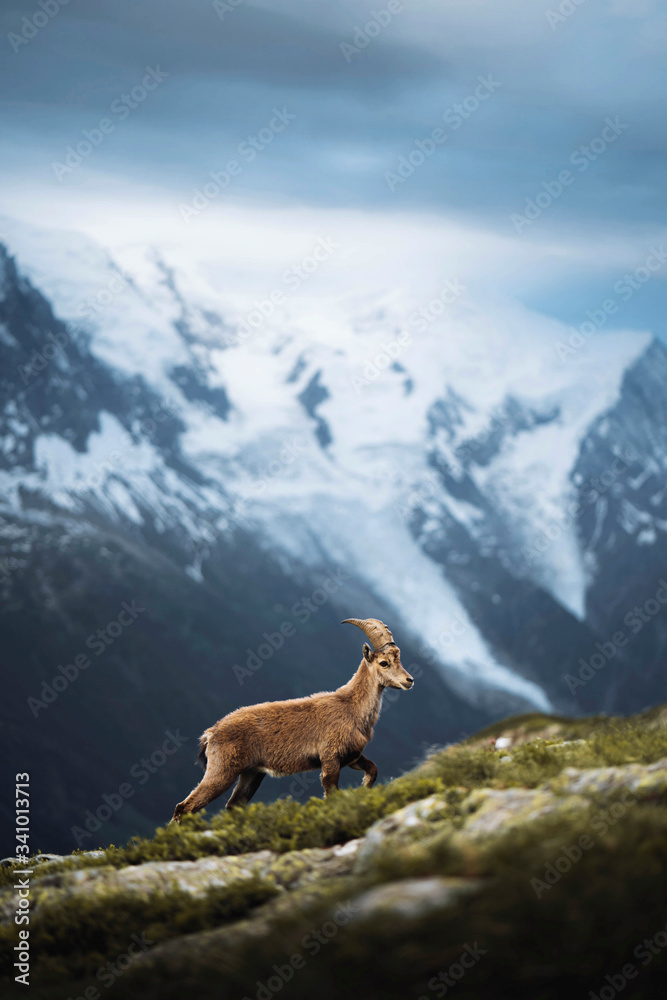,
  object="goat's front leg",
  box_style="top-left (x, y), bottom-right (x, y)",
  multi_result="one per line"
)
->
top-left (320, 759), bottom-right (341, 798)
top-left (349, 753), bottom-right (378, 788)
